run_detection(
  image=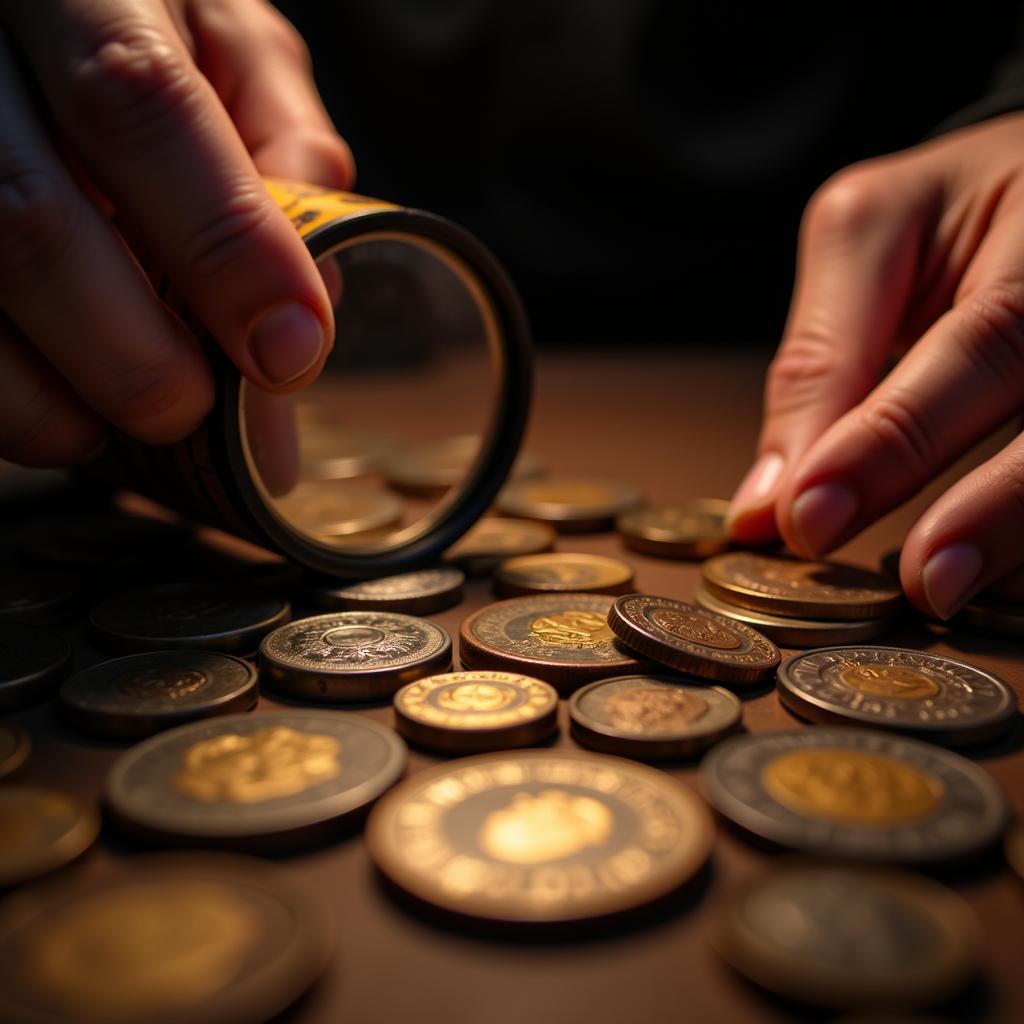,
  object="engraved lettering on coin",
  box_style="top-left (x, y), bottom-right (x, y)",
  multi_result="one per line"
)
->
top-left (437, 684), bottom-right (516, 712)
top-left (173, 726), bottom-right (342, 804)
top-left (837, 664), bottom-right (941, 700)
top-left (649, 607), bottom-right (741, 651)
top-left (604, 686), bottom-right (710, 733)
top-left (112, 667), bottom-right (209, 700)
top-left (763, 750), bottom-right (943, 824)
top-left (479, 789), bottom-right (613, 863)
top-left (27, 883), bottom-right (257, 1019)
top-left (529, 611), bottom-right (614, 647)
